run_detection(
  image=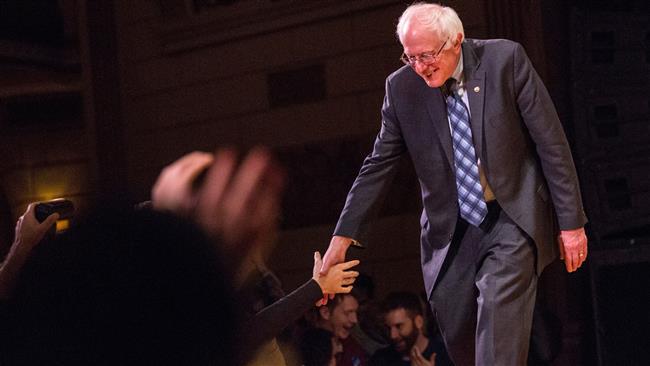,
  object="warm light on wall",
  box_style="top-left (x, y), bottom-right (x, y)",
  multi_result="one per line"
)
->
top-left (55, 219), bottom-right (70, 233)
top-left (39, 191), bottom-right (67, 202)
